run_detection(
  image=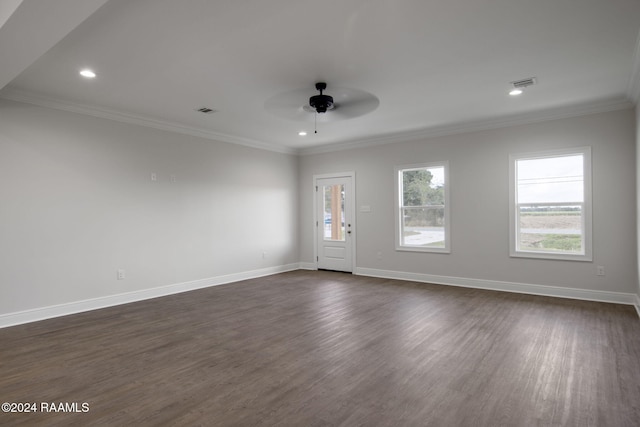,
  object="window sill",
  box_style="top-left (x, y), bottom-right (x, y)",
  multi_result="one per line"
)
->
top-left (396, 246), bottom-right (450, 254)
top-left (510, 250), bottom-right (592, 262)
